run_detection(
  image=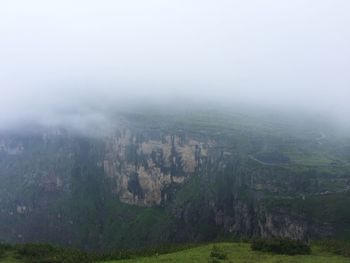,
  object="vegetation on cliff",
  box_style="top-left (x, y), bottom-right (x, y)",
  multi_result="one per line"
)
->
top-left (0, 109), bottom-right (350, 250)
